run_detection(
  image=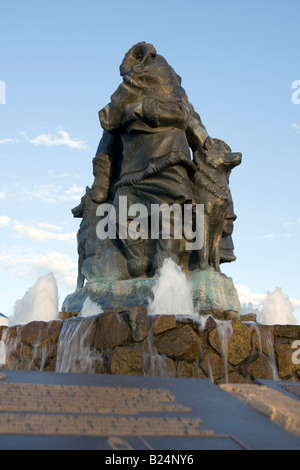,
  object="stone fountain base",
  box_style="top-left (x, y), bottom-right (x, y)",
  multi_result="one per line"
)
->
top-left (62, 269), bottom-right (242, 314)
top-left (1, 308), bottom-right (299, 384)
